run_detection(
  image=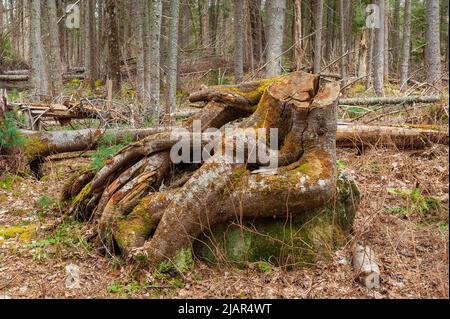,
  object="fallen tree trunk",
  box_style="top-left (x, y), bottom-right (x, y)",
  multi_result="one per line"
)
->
top-left (2, 70), bottom-right (29, 75)
top-left (19, 127), bottom-right (168, 176)
top-left (0, 74), bottom-right (29, 81)
top-left (339, 95), bottom-right (442, 106)
top-left (336, 123), bottom-right (449, 149)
